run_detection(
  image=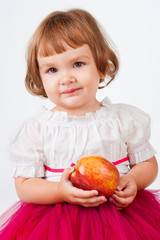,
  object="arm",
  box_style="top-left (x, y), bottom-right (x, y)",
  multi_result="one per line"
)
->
top-left (15, 176), bottom-right (62, 205)
top-left (109, 156), bottom-right (158, 210)
top-left (126, 156), bottom-right (158, 190)
top-left (15, 168), bottom-right (107, 207)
